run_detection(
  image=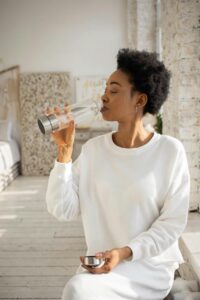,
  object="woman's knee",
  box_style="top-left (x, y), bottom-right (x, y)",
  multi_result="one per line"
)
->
top-left (62, 273), bottom-right (92, 300)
